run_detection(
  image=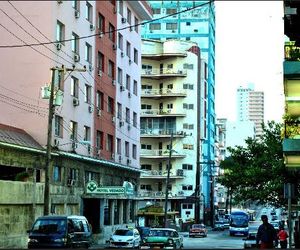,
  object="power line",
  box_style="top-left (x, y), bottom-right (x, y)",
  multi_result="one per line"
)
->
top-left (0, 0), bottom-right (213, 48)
